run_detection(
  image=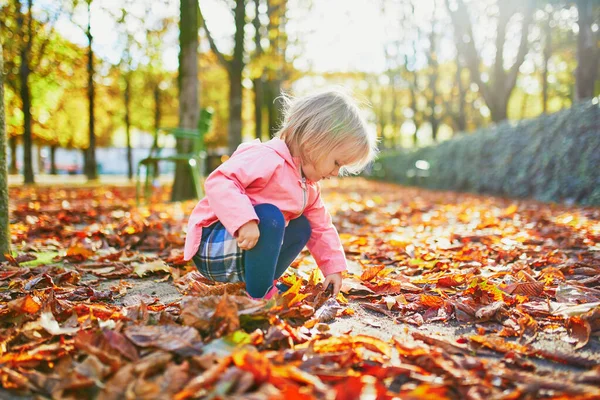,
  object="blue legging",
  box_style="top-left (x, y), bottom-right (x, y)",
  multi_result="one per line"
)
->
top-left (244, 204), bottom-right (311, 298)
